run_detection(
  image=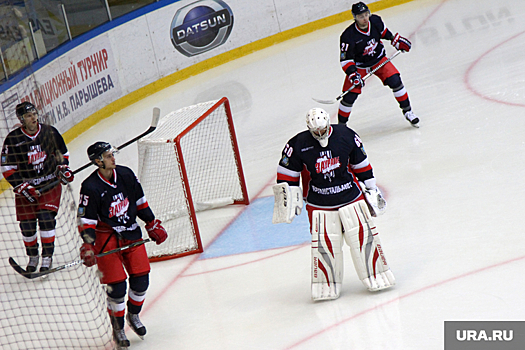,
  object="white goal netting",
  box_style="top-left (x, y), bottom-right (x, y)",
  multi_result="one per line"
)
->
top-left (0, 185), bottom-right (113, 349)
top-left (138, 98), bottom-right (249, 261)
